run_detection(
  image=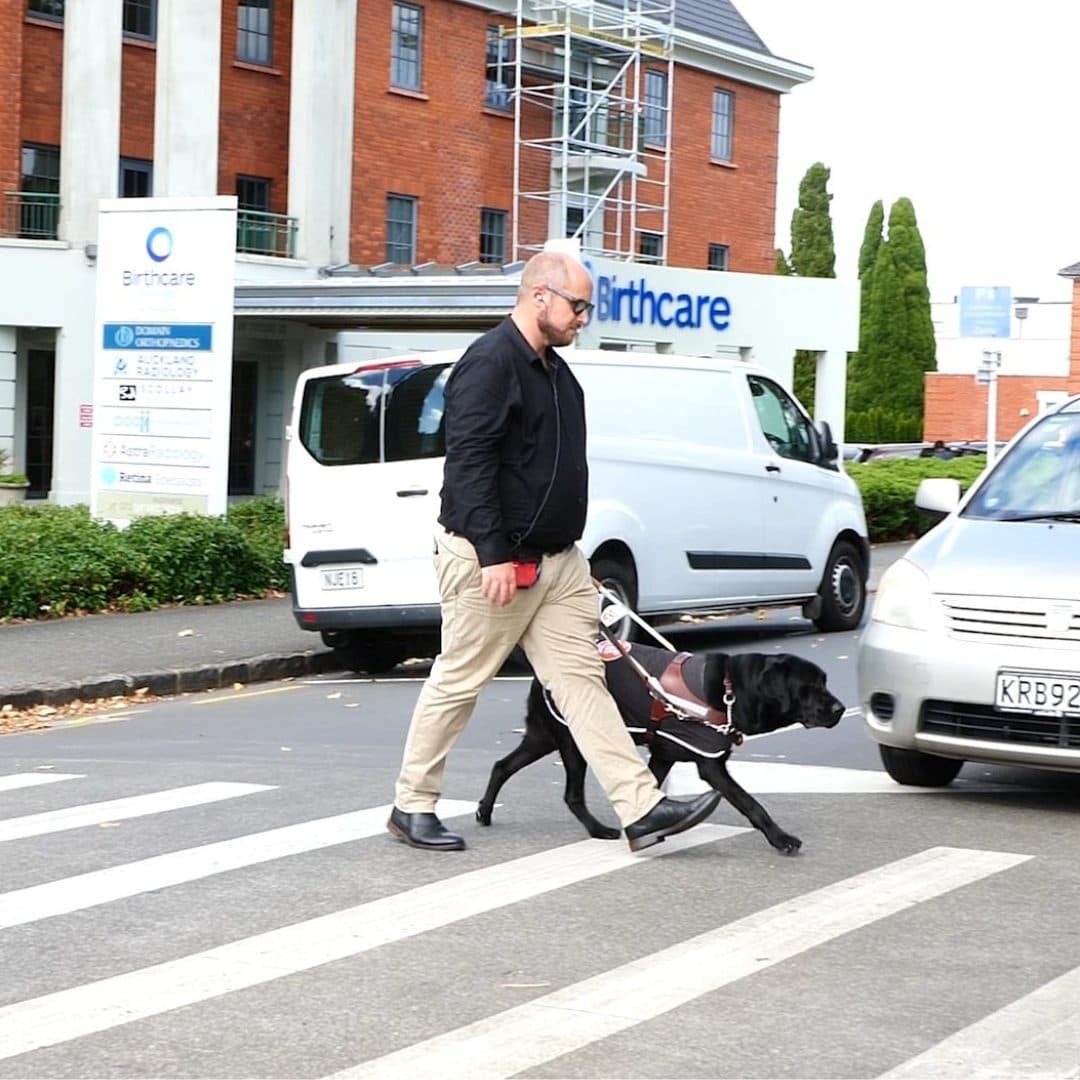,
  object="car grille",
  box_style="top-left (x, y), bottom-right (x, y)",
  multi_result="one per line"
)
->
top-left (940, 595), bottom-right (1080, 649)
top-left (920, 699), bottom-right (1080, 748)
